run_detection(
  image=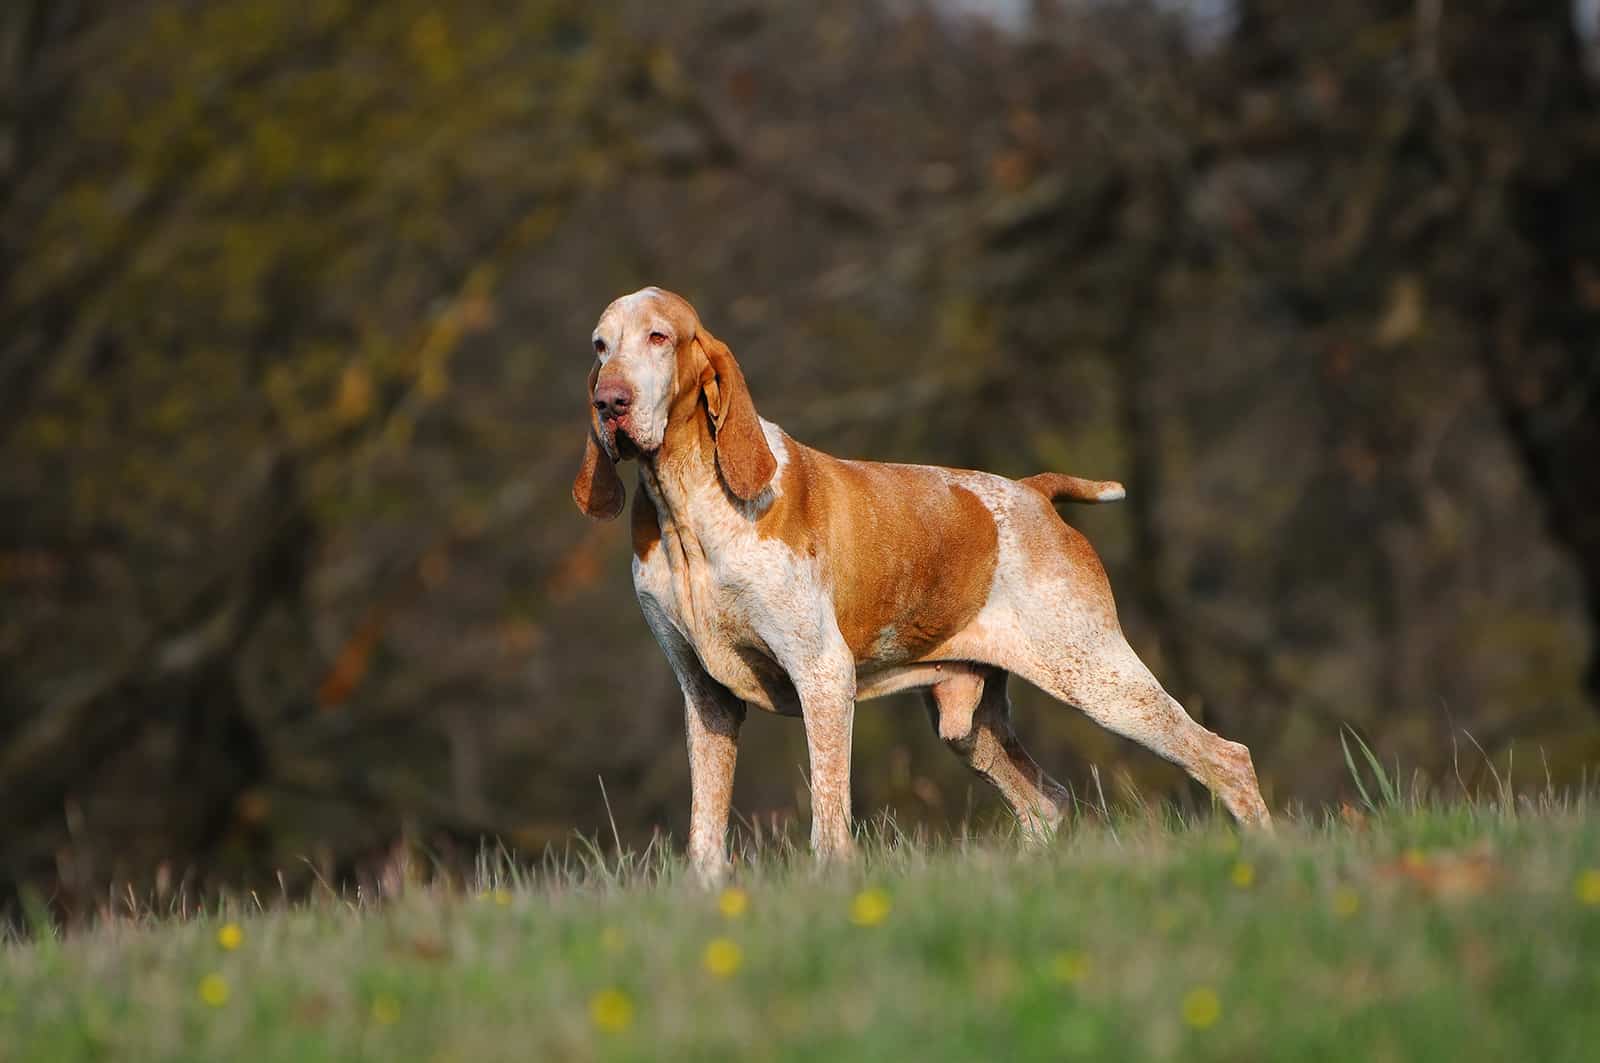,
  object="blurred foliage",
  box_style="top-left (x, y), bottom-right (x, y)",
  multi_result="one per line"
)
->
top-left (1, 0), bottom-right (1597, 912)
